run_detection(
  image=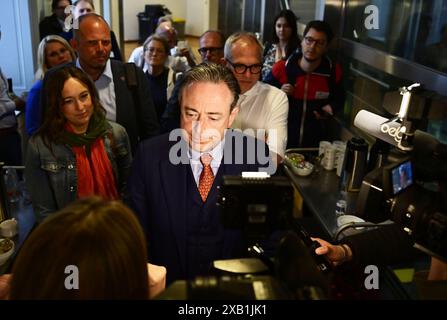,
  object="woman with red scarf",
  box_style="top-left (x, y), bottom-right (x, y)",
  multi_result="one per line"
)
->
top-left (25, 65), bottom-right (132, 223)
